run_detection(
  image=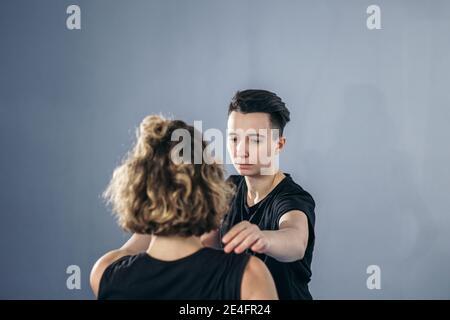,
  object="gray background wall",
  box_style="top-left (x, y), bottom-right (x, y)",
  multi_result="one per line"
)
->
top-left (1, 0), bottom-right (449, 299)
